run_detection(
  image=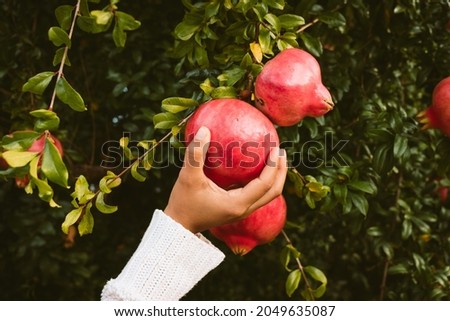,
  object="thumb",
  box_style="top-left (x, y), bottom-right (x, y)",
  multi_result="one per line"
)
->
top-left (184, 126), bottom-right (211, 173)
